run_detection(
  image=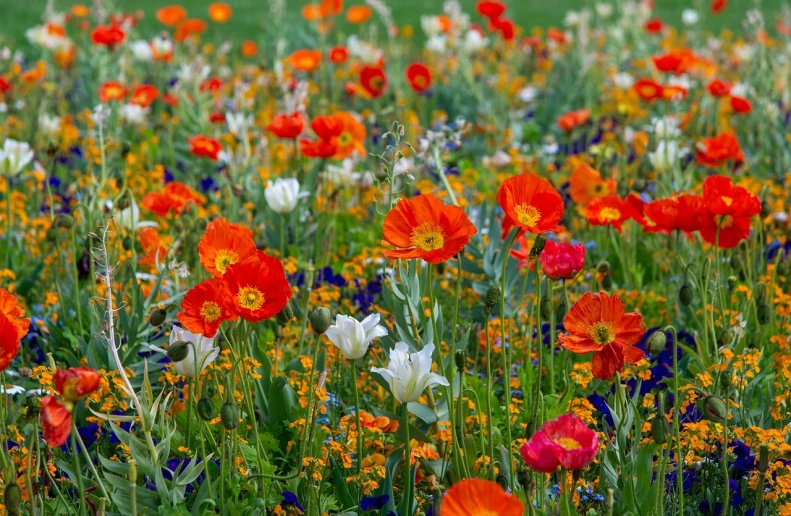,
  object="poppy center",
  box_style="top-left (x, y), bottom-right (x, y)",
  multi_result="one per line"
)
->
top-left (199, 301), bottom-right (222, 323)
top-left (598, 207), bottom-right (621, 223)
top-left (716, 214), bottom-right (734, 229)
top-left (554, 437), bottom-right (582, 450)
top-left (413, 76), bottom-right (427, 88)
top-left (589, 322), bottom-right (615, 345)
top-left (237, 286), bottom-right (265, 311)
top-left (515, 203), bottom-right (541, 227)
top-left (337, 131), bottom-right (353, 146)
top-left (721, 196), bottom-right (733, 206)
top-left (215, 249), bottom-right (239, 274)
top-left (410, 222), bottom-right (445, 252)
